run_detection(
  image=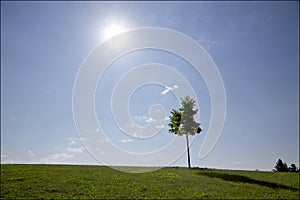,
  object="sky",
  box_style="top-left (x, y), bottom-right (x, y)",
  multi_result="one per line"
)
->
top-left (1, 1), bottom-right (299, 171)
